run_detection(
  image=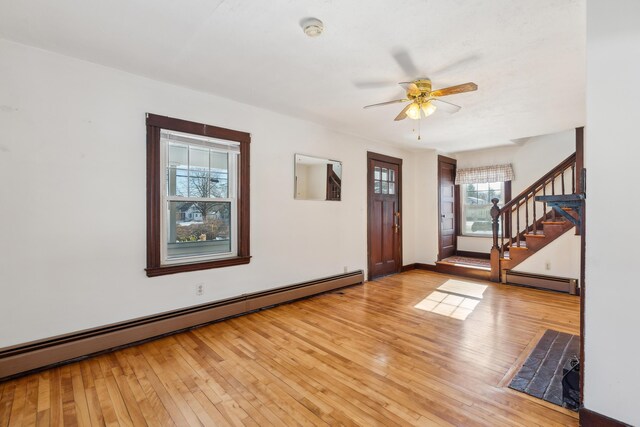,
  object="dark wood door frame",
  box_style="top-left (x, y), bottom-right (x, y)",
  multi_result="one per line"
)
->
top-left (576, 126), bottom-right (586, 406)
top-left (437, 155), bottom-right (460, 261)
top-left (367, 151), bottom-right (403, 281)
